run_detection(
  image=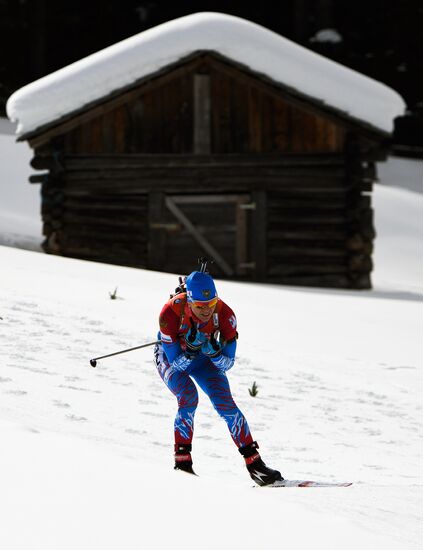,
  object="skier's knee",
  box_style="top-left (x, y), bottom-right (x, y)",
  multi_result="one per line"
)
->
top-left (177, 393), bottom-right (199, 410)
